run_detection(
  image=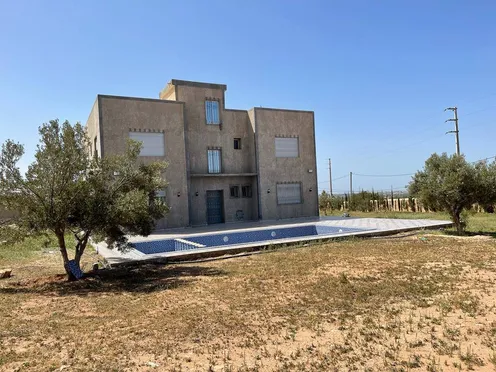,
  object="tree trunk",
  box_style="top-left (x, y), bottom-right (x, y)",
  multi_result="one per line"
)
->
top-left (451, 210), bottom-right (463, 235)
top-left (56, 230), bottom-right (77, 281)
top-left (74, 231), bottom-right (90, 270)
